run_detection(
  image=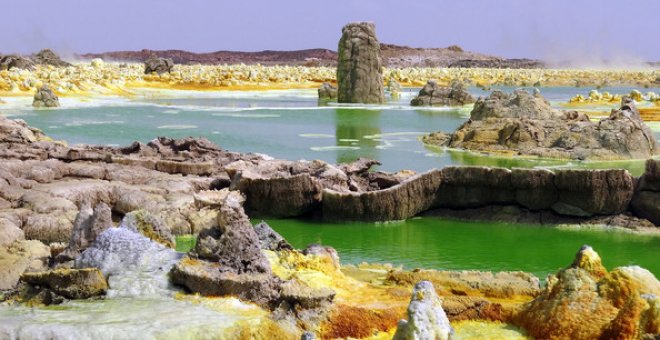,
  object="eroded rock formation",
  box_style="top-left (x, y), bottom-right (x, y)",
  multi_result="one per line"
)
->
top-left (144, 56), bottom-right (174, 74)
top-left (514, 245), bottom-right (660, 339)
top-left (171, 189), bottom-right (335, 311)
top-left (32, 85), bottom-right (60, 108)
top-left (424, 90), bottom-right (657, 160)
top-left (631, 159), bottom-right (660, 225)
top-left (393, 281), bottom-right (453, 340)
top-left (317, 82), bottom-right (337, 100)
top-left (337, 22), bottom-right (385, 104)
top-left (410, 80), bottom-right (475, 106)
top-left (32, 49), bottom-right (72, 68)
top-left (0, 55), bottom-right (34, 70)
